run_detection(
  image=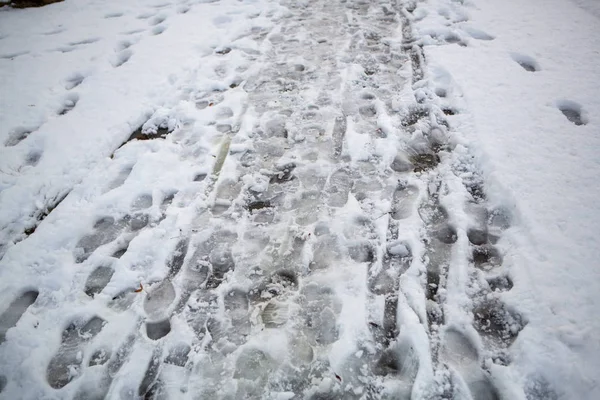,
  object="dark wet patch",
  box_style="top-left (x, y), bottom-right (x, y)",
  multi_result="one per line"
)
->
top-left (146, 319), bottom-right (171, 340)
top-left (215, 46), bottom-right (232, 55)
top-left (516, 60), bottom-right (536, 72)
top-left (206, 246), bottom-right (236, 288)
top-left (467, 182), bottom-right (486, 202)
top-left (472, 245), bottom-right (502, 270)
top-left (432, 224), bottom-right (457, 244)
top-left (410, 152), bottom-right (440, 172)
top-left (88, 348), bottom-right (111, 366)
top-left (0, 290), bottom-right (39, 344)
top-left (25, 151), bottom-right (42, 167)
top-left (246, 200), bottom-right (271, 212)
top-left (435, 88), bottom-right (447, 98)
top-left (473, 299), bottom-right (524, 346)
top-left (402, 107), bottom-right (429, 126)
top-left (0, 375), bottom-right (5, 393)
top-left (442, 108), bottom-right (456, 116)
top-left (332, 115), bottom-right (347, 159)
top-left (194, 173), bottom-right (207, 182)
top-left (348, 242), bottom-right (376, 263)
top-left (84, 265), bottom-right (114, 297)
top-left (116, 123), bottom-right (173, 151)
top-left (270, 163), bottom-right (296, 184)
top-left (487, 275), bottom-right (514, 292)
top-left (467, 228), bottom-right (488, 245)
